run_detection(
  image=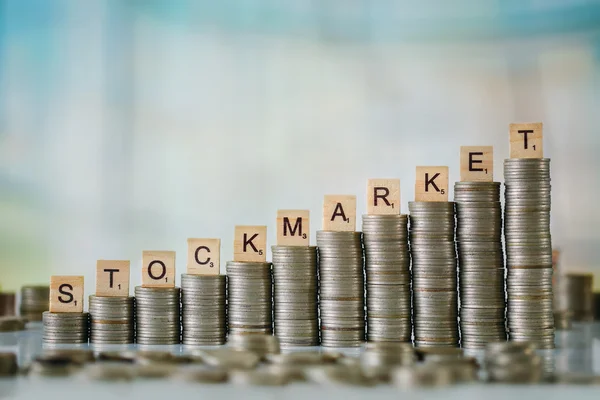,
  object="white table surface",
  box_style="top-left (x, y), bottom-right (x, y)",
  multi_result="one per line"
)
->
top-left (1, 322), bottom-right (600, 400)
